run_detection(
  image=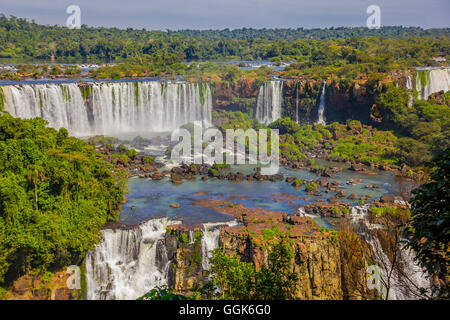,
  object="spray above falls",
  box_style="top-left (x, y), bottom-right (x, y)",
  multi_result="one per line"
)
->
top-left (0, 81), bottom-right (212, 136)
